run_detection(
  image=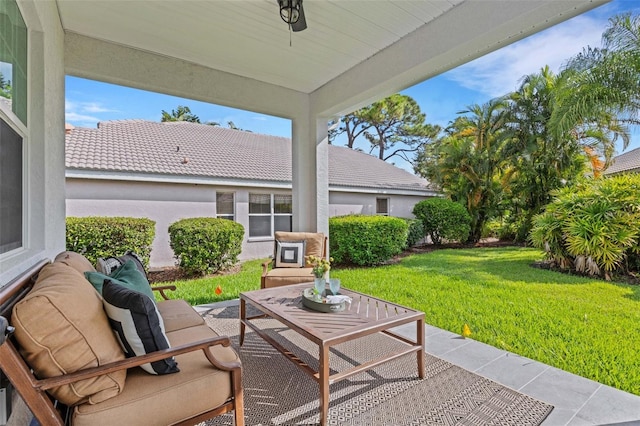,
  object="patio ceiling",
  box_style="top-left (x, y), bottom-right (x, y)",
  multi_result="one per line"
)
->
top-left (57, 0), bottom-right (608, 118)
